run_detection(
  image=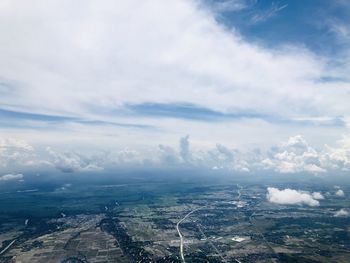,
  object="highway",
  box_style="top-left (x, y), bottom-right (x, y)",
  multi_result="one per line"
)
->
top-left (176, 184), bottom-right (243, 263)
top-left (176, 206), bottom-right (205, 262)
top-left (0, 239), bottom-right (16, 256)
